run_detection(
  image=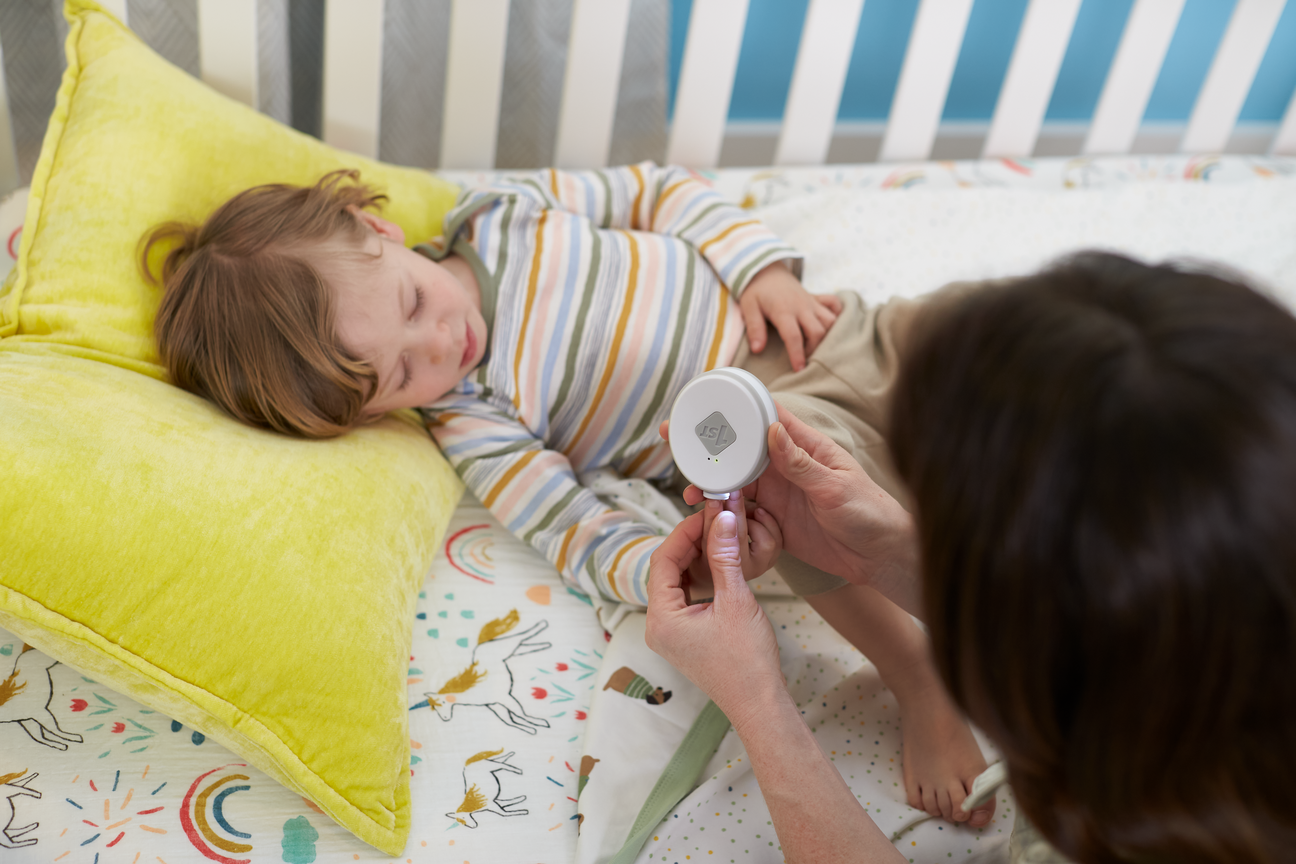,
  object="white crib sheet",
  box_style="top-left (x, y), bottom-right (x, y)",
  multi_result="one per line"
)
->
top-left (2, 153), bottom-right (1293, 864)
top-left (745, 156), bottom-right (1296, 312)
